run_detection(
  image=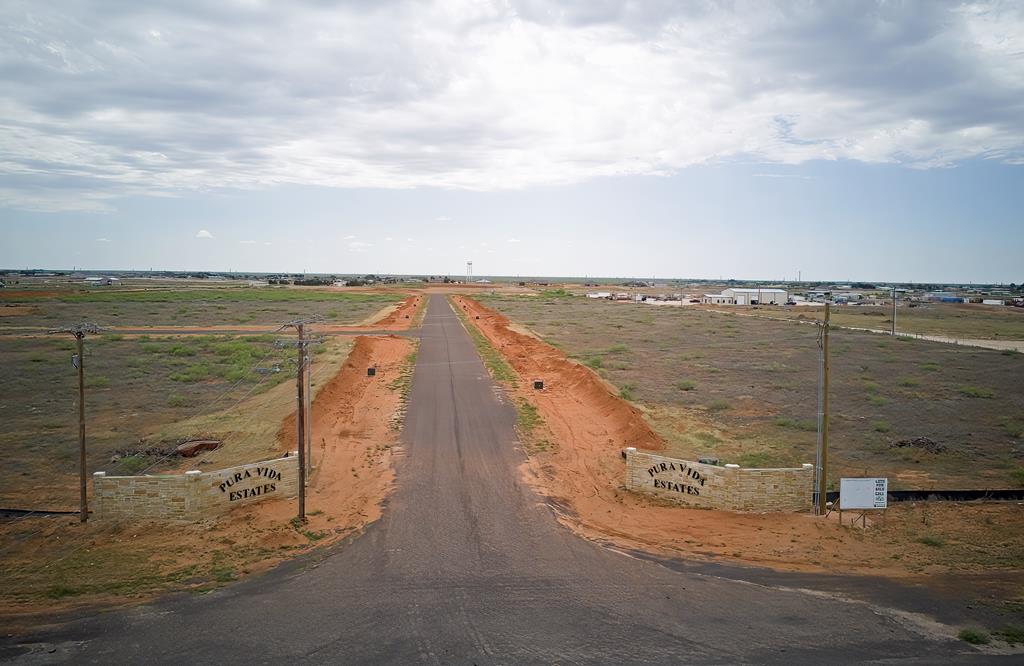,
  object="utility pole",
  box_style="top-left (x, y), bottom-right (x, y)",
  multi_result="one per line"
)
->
top-left (817, 303), bottom-right (831, 515)
top-left (891, 285), bottom-right (897, 336)
top-left (276, 316), bottom-right (323, 523)
top-left (49, 322), bottom-right (102, 523)
top-left (305, 351), bottom-right (312, 476)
